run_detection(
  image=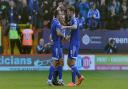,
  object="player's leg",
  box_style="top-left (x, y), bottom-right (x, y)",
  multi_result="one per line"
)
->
top-left (47, 47), bottom-right (59, 86)
top-left (67, 45), bottom-right (77, 86)
top-left (57, 47), bottom-right (64, 85)
top-left (48, 64), bottom-right (55, 85)
top-left (67, 45), bottom-right (84, 86)
top-left (58, 59), bottom-right (64, 85)
top-left (52, 47), bottom-right (64, 86)
top-left (52, 60), bottom-right (61, 86)
top-left (48, 60), bottom-right (58, 85)
top-left (67, 58), bottom-right (77, 86)
top-left (74, 45), bottom-right (84, 85)
top-left (52, 67), bottom-right (59, 85)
